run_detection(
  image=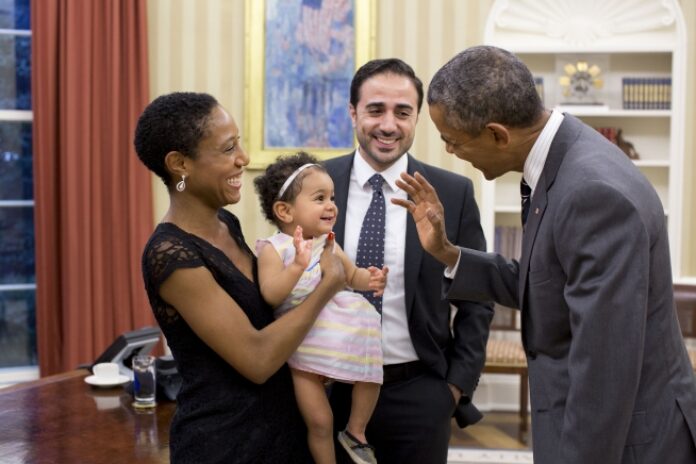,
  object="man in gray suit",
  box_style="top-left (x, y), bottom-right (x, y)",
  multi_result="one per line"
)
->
top-left (394, 45), bottom-right (696, 464)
